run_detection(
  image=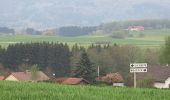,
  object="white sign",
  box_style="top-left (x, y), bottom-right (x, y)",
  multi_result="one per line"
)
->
top-left (130, 63), bottom-right (147, 68)
top-left (130, 68), bottom-right (147, 73)
top-left (130, 63), bottom-right (148, 88)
